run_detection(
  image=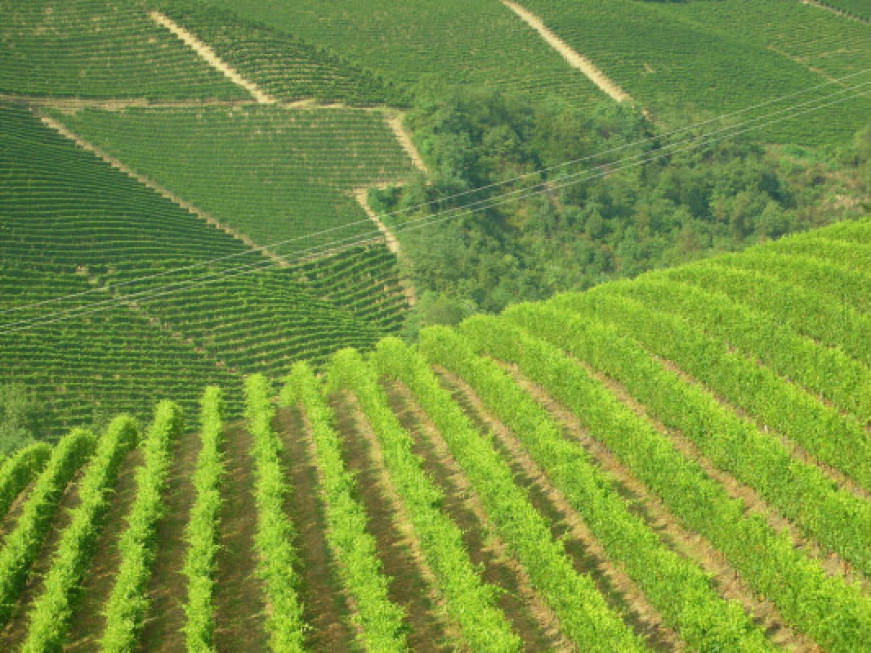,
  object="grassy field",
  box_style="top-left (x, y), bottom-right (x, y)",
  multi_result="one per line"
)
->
top-left (0, 220), bottom-right (868, 649)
